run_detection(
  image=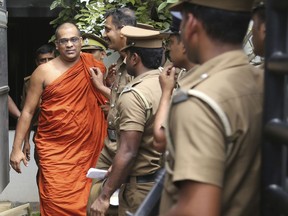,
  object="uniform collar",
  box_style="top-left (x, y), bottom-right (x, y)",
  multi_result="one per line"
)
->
top-left (128, 69), bottom-right (160, 87)
top-left (178, 50), bottom-right (249, 89)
